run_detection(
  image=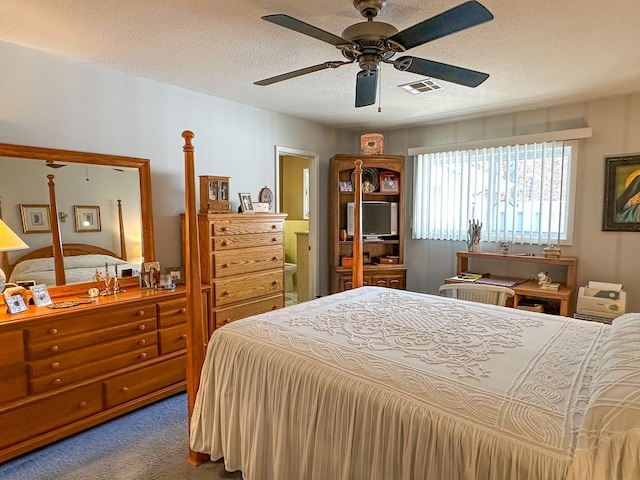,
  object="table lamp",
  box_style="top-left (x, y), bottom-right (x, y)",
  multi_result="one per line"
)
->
top-left (0, 219), bottom-right (29, 293)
